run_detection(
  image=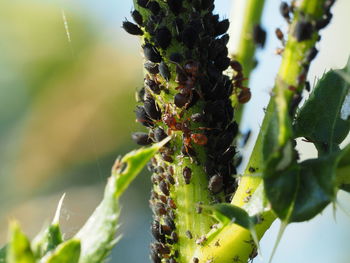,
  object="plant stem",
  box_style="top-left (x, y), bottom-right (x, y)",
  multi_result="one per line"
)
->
top-left (195, 0), bottom-right (336, 261)
top-left (229, 0), bottom-right (266, 122)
